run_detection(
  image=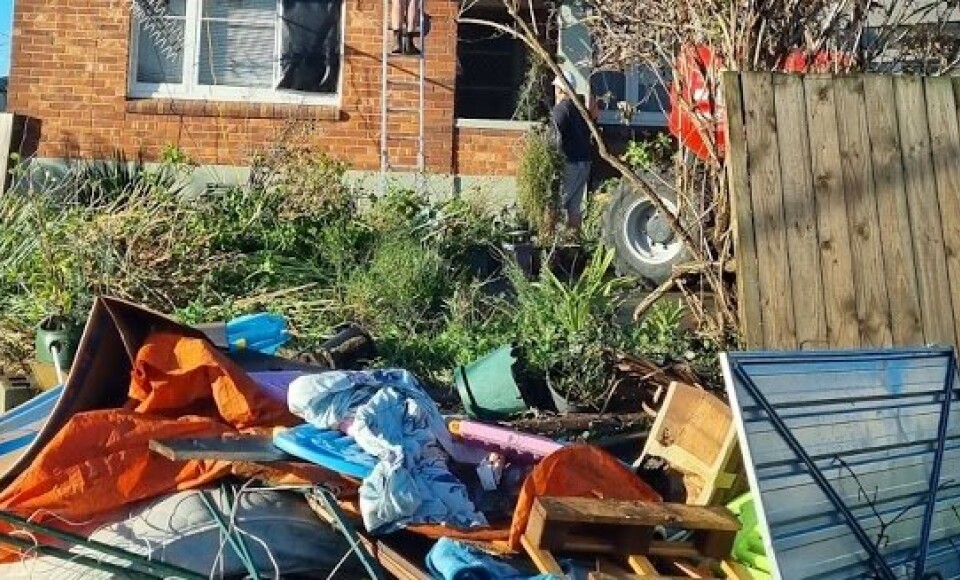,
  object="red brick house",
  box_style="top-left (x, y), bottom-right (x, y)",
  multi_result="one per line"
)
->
top-left (6, 0), bottom-right (663, 195)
